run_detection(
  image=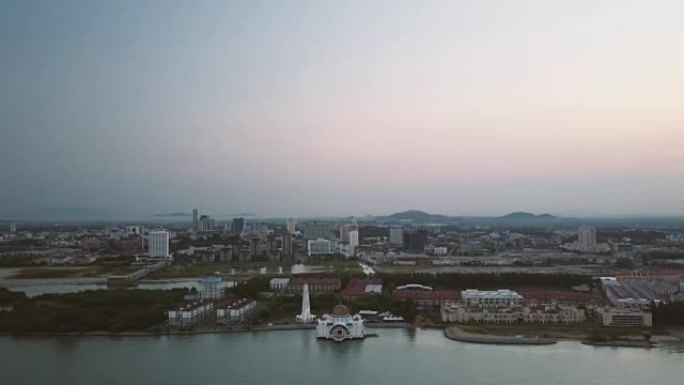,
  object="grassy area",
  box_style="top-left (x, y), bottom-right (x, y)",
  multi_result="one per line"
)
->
top-left (0, 288), bottom-right (187, 333)
top-left (457, 324), bottom-right (656, 340)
